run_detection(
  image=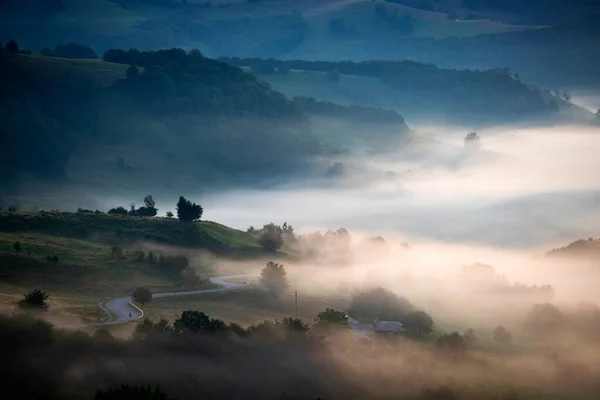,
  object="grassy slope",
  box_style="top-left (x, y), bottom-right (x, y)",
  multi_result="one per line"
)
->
top-left (18, 54), bottom-right (130, 86)
top-left (0, 211), bottom-right (261, 254)
top-left (0, 211), bottom-right (264, 320)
